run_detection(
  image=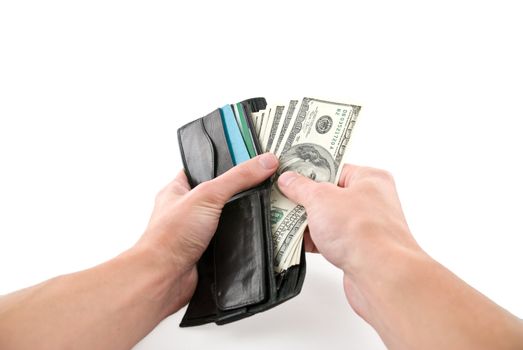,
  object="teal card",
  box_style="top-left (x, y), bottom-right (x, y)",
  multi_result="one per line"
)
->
top-left (220, 105), bottom-right (250, 165)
